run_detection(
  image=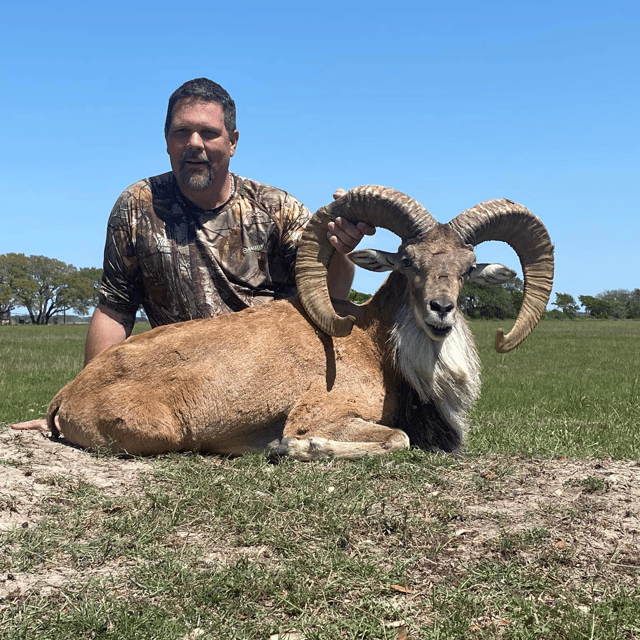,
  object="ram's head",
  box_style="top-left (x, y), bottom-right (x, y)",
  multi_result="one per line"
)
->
top-left (295, 186), bottom-right (554, 352)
